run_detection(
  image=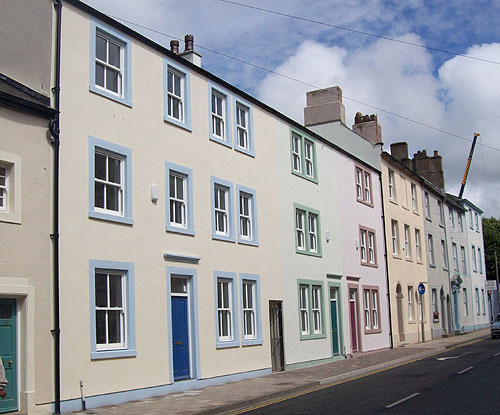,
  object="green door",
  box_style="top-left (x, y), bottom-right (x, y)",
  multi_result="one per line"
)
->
top-left (330, 299), bottom-right (339, 355)
top-left (0, 298), bottom-right (17, 413)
